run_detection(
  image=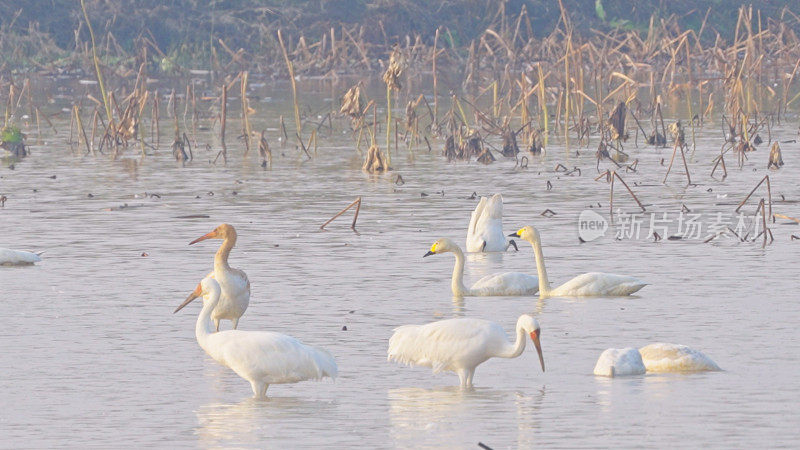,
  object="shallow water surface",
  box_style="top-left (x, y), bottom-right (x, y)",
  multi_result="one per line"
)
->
top-left (1, 95), bottom-right (799, 448)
